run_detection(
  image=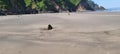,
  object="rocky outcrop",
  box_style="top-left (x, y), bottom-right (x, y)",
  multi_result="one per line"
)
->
top-left (76, 0), bottom-right (105, 11)
top-left (76, 4), bottom-right (86, 11)
top-left (0, 11), bottom-right (5, 15)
